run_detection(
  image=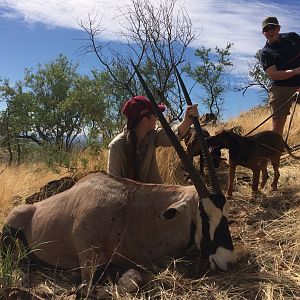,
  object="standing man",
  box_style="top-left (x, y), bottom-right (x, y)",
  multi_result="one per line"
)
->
top-left (260, 16), bottom-right (300, 135)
